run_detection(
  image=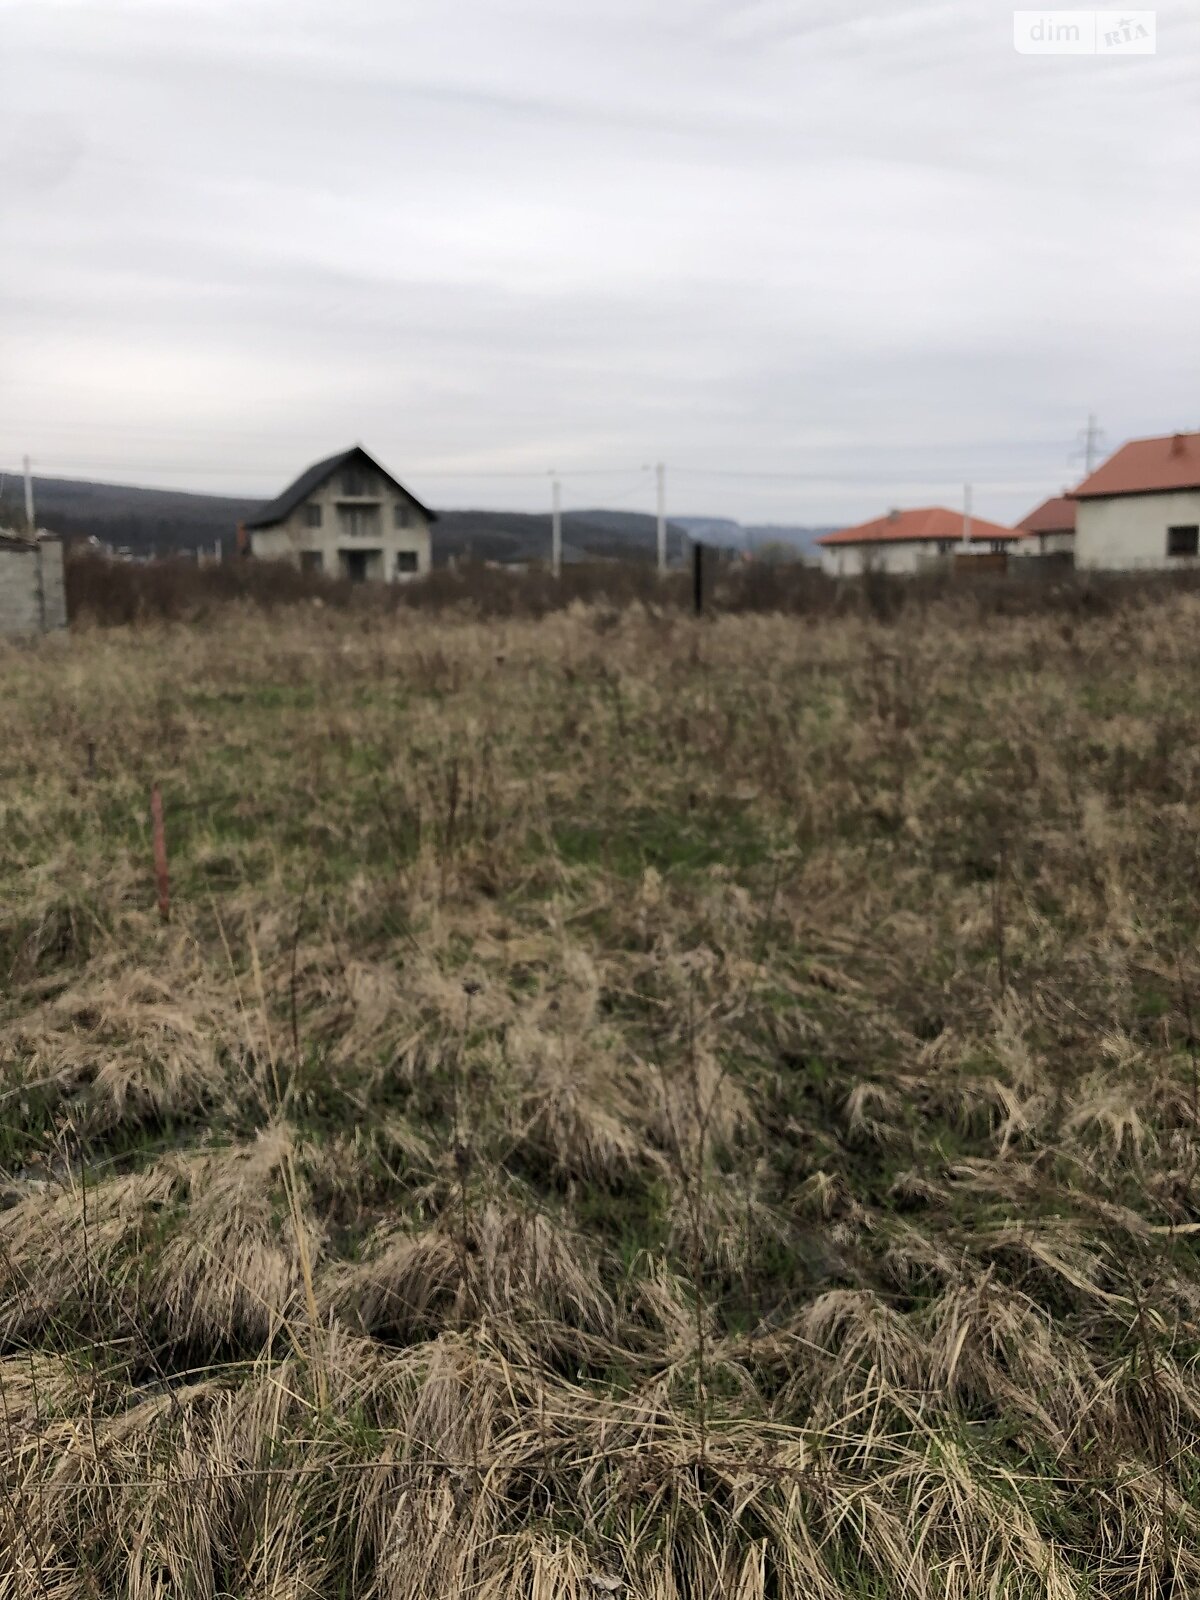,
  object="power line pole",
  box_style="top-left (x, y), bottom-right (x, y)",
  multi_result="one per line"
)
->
top-left (551, 475), bottom-right (562, 578)
top-left (1072, 413), bottom-right (1105, 477)
top-left (962, 482), bottom-right (973, 551)
top-left (23, 455), bottom-right (34, 536)
top-left (1084, 411), bottom-right (1101, 473)
top-left (656, 462), bottom-right (666, 574)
